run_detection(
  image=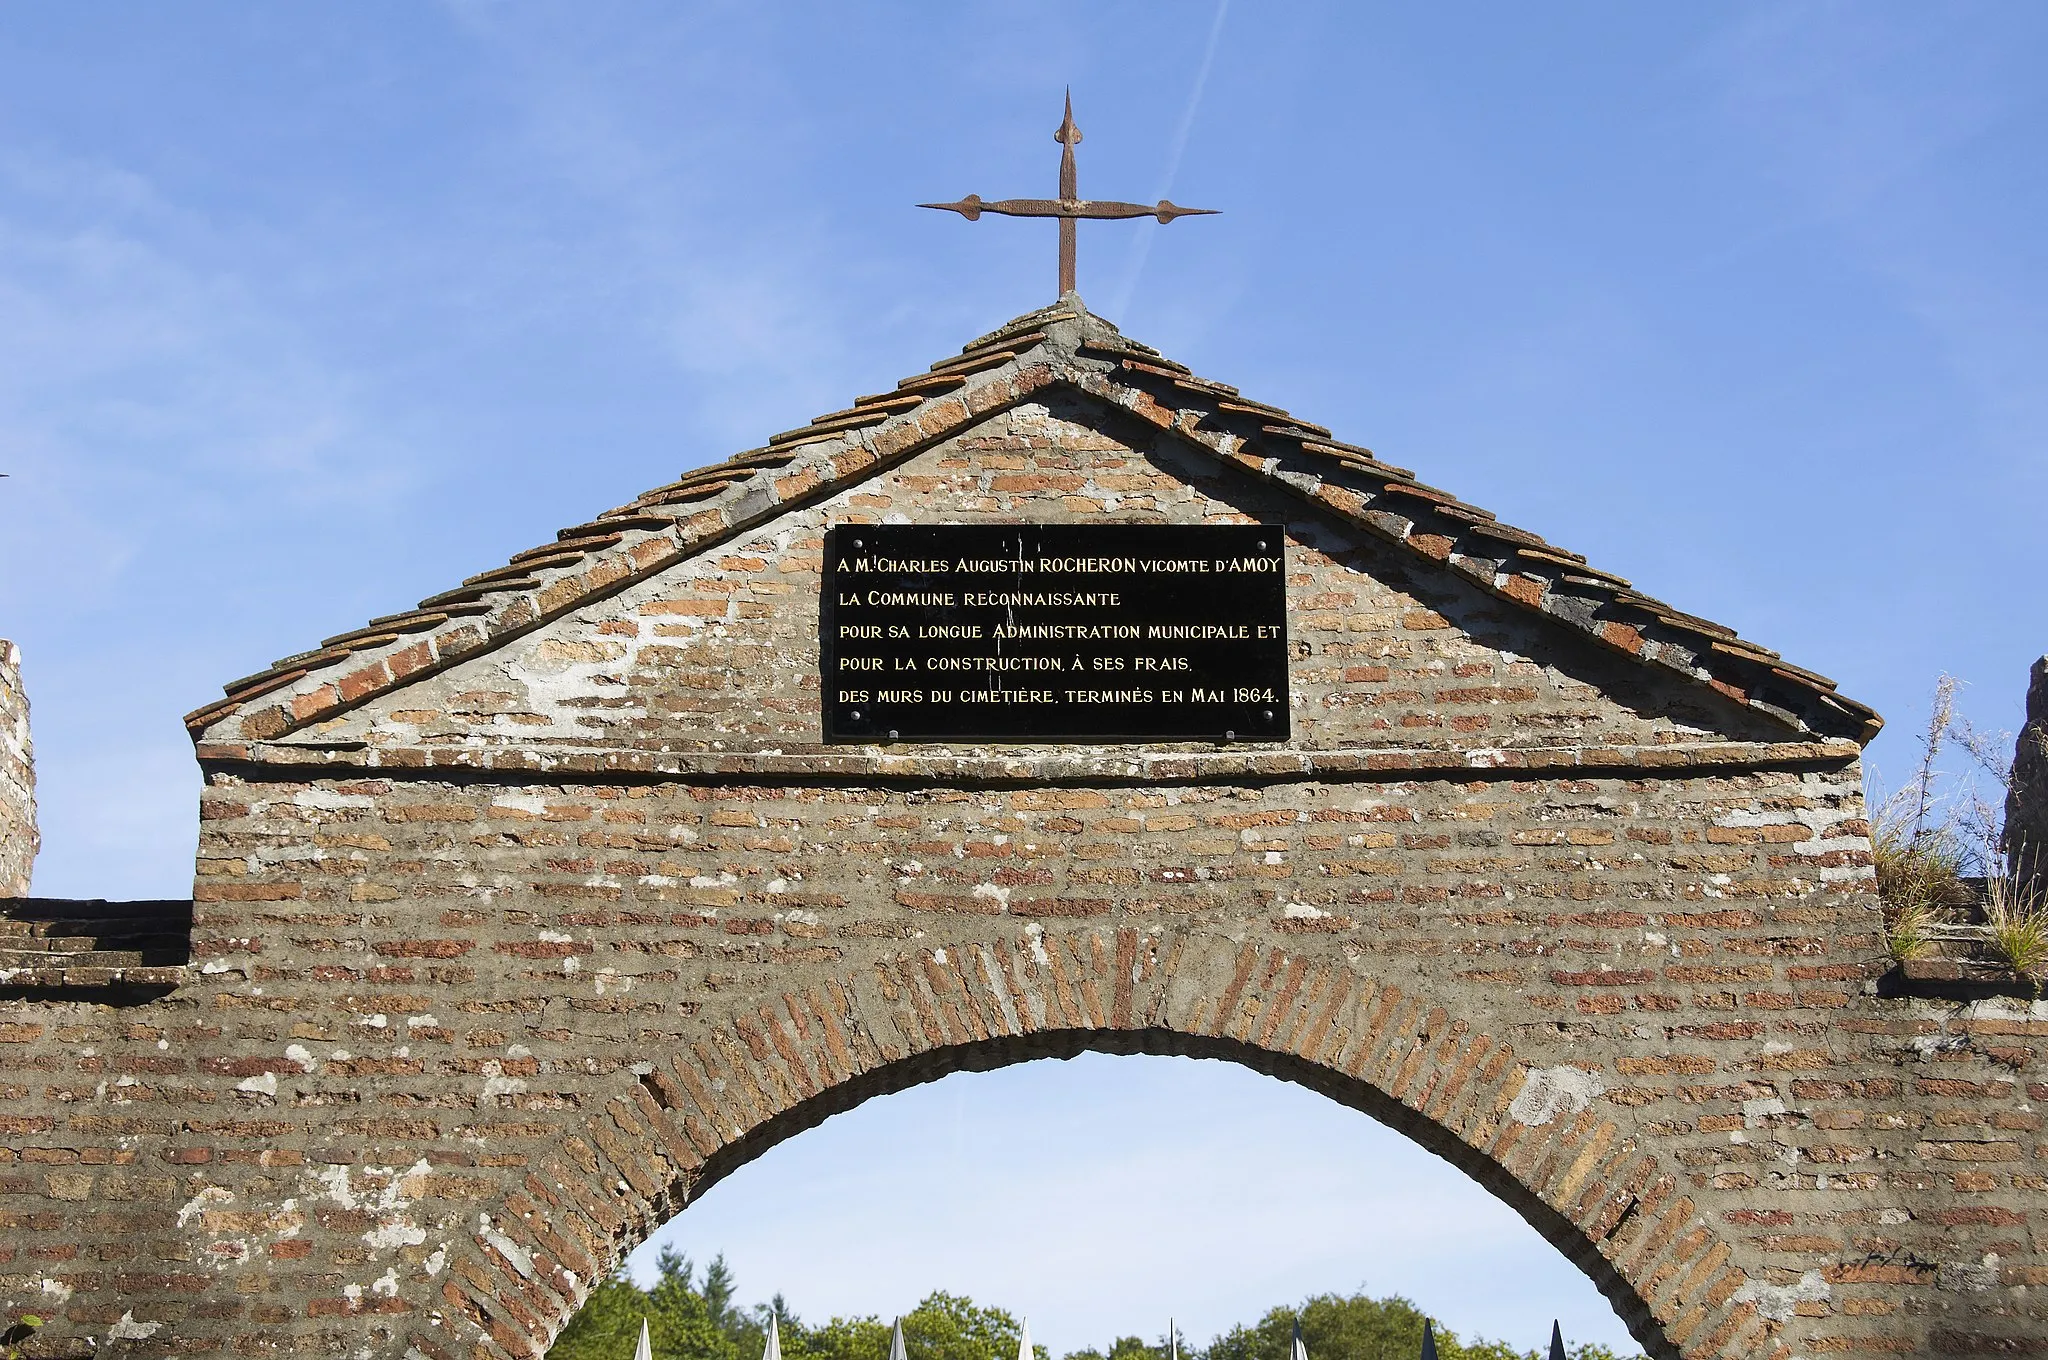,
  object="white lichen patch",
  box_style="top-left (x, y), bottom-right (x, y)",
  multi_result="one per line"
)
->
top-left (288, 786), bottom-right (376, 812)
top-left (1939, 1256), bottom-right (2001, 1292)
top-left (478, 1213), bottom-right (535, 1279)
top-left (317, 1165), bottom-right (361, 1209)
top-left (365, 1218), bottom-right (429, 1252)
top-left (1508, 1065), bottom-right (1606, 1127)
top-left (176, 1184), bottom-right (234, 1228)
top-left (479, 1059), bottom-right (528, 1106)
top-left (1733, 1269), bottom-right (1829, 1323)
